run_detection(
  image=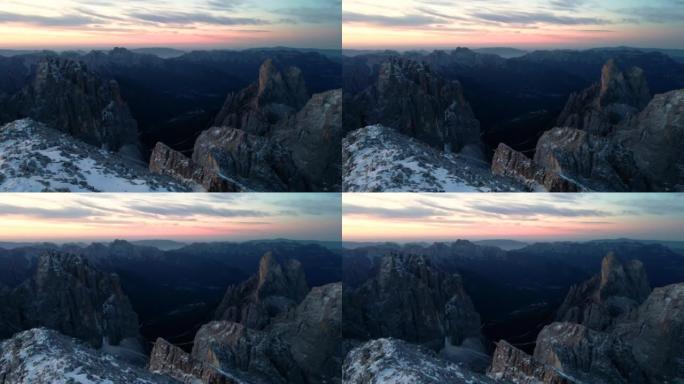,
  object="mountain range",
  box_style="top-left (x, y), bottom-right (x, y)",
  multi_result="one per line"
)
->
top-left (0, 47), bottom-right (342, 191)
top-left (343, 47), bottom-right (684, 191)
top-left (1, 238), bottom-right (682, 383)
top-left (0, 239), bottom-right (343, 383)
top-left (342, 239), bottom-right (684, 383)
